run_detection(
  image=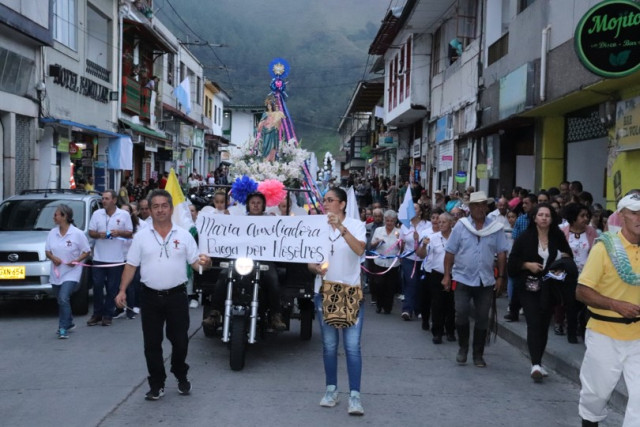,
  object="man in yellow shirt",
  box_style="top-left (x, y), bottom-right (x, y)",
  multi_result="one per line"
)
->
top-left (576, 193), bottom-right (640, 427)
